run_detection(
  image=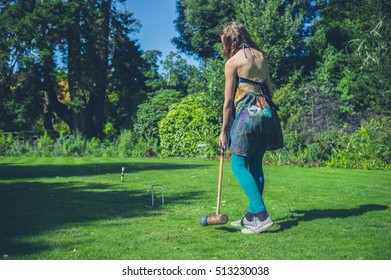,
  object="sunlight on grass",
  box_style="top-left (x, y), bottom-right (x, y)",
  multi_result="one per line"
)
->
top-left (0, 157), bottom-right (390, 260)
